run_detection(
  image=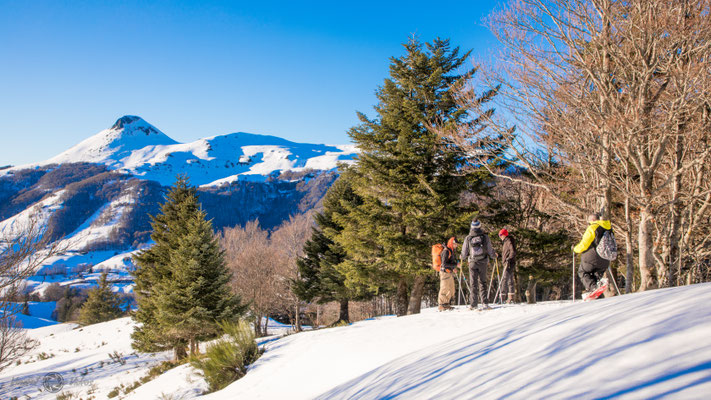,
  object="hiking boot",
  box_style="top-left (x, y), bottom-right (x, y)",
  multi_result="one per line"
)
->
top-left (596, 277), bottom-right (609, 289)
top-left (438, 305), bottom-right (446, 312)
top-left (506, 293), bottom-right (515, 304)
